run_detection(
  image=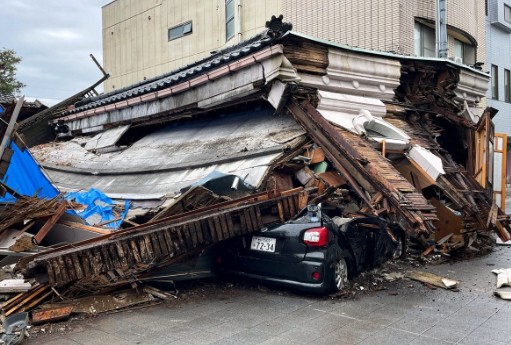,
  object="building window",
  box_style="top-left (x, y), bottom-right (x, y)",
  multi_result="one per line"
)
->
top-left (226, 0), bottom-right (235, 41)
top-left (414, 22), bottom-right (435, 57)
top-left (505, 69), bottom-right (511, 103)
top-left (492, 65), bottom-right (499, 100)
top-left (453, 39), bottom-right (476, 65)
top-left (168, 21), bottom-right (192, 41)
top-left (505, 4), bottom-right (511, 23)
